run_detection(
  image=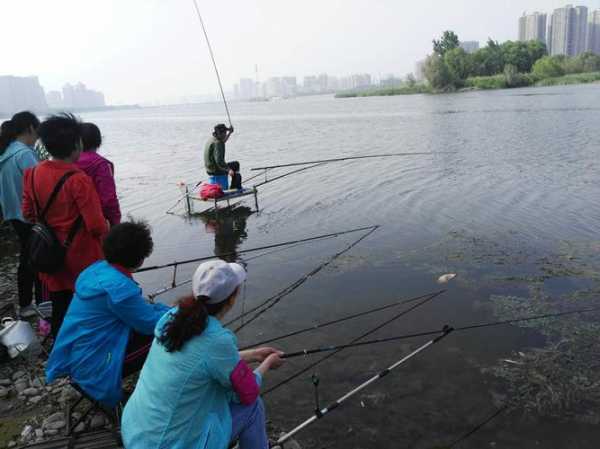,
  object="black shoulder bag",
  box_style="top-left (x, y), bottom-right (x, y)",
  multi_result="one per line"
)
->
top-left (28, 168), bottom-right (83, 274)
